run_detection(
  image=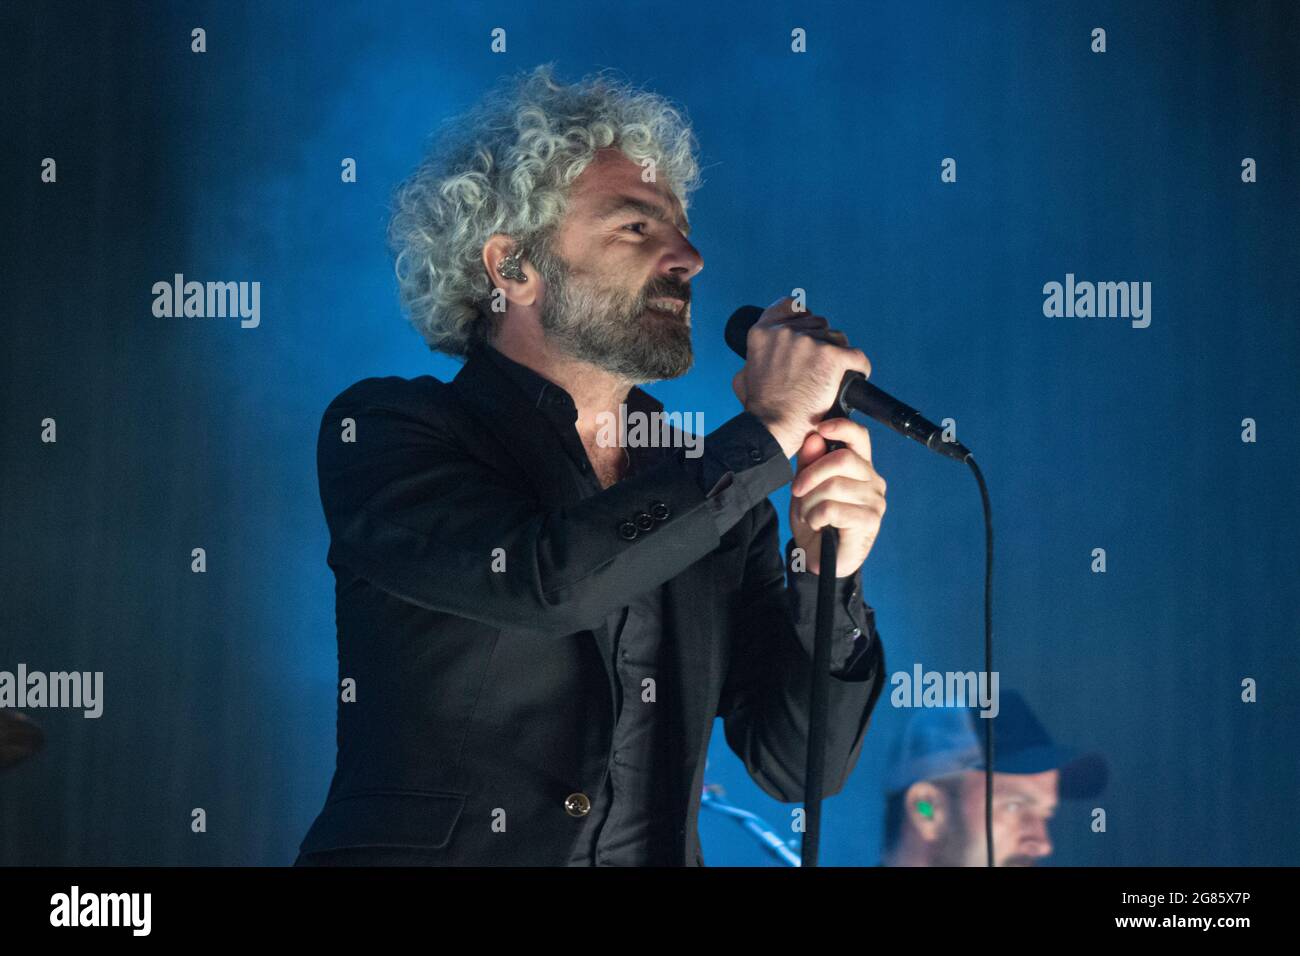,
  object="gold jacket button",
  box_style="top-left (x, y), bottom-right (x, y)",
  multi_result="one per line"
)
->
top-left (564, 792), bottom-right (592, 817)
